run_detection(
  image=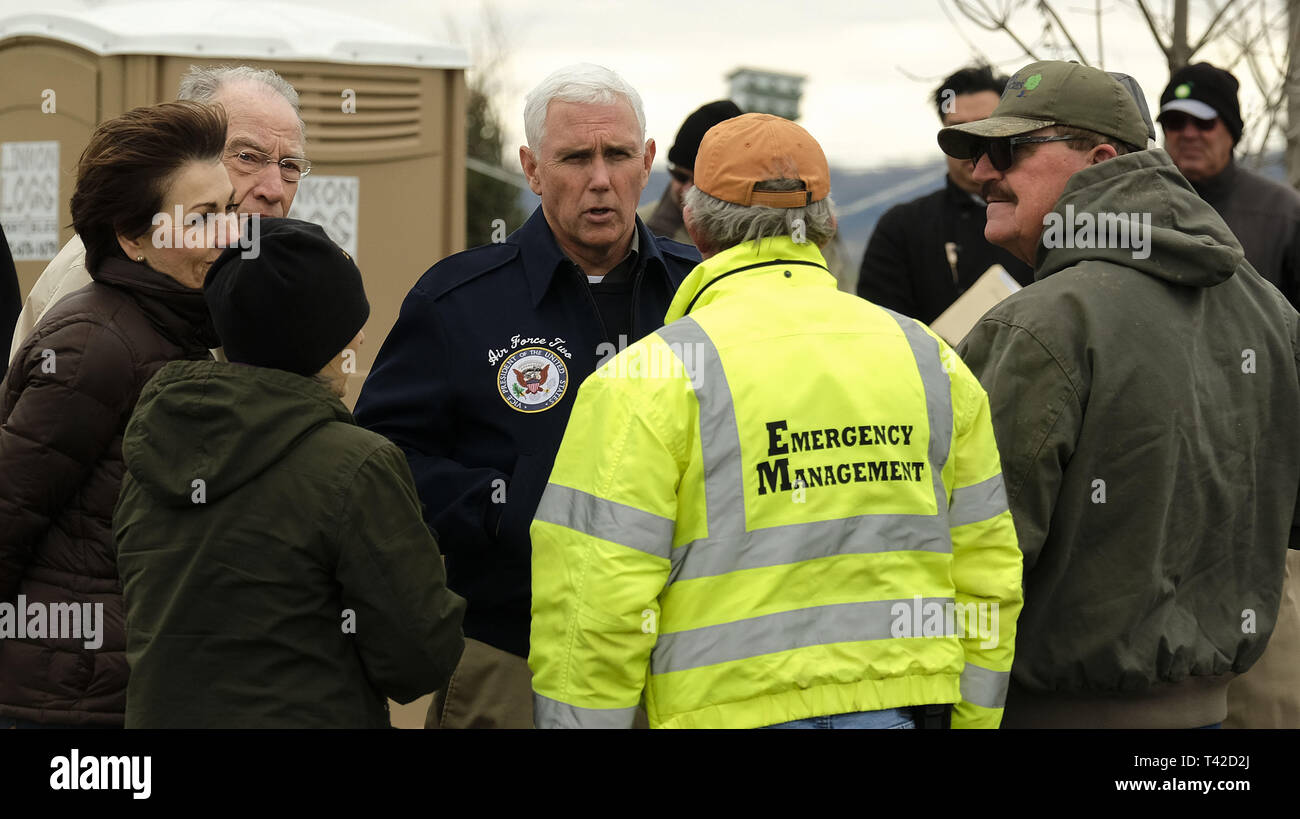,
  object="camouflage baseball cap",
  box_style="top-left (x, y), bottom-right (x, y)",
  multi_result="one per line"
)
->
top-left (938, 60), bottom-right (1149, 159)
